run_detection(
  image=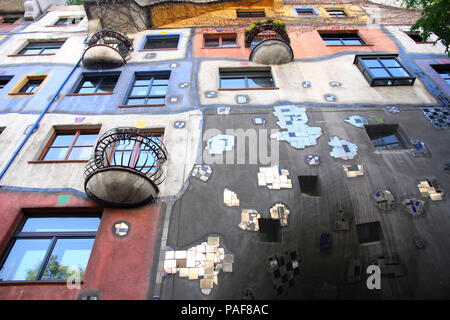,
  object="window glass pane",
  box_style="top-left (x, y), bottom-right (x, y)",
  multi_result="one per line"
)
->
top-left (248, 76), bottom-right (274, 88)
top-left (220, 78), bottom-right (246, 89)
top-left (134, 78), bottom-right (151, 86)
top-left (41, 48), bottom-right (59, 54)
top-left (75, 134), bottom-right (97, 146)
top-left (147, 97), bottom-right (166, 105)
top-left (112, 150), bottom-right (132, 165)
top-left (43, 147), bottom-right (69, 161)
top-left (362, 59), bottom-right (382, 68)
top-left (136, 151), bottom-right (156, 168)
top-left (153, 78), bottom-right (169, 85)
top-left (81, 79), bottom-right (99, 89)
top-left (369, 68), bottom-right (390, 78)
top-left (150, 85), bottom-right (168, 96)
top-left (52, 134), bottom-right (76, 147)
top-left (342, 39), bottom-right (362, 45)
top-left (388, 67), bottom-right (410, 77)
top-left (22, 49), bottom-right (42, 55)
top-left (205, 38), bottom-right (219, 47)
top-left (78, 87), bottom-right (97, 94)
top-left (0, 239), bottom-right (52, 281)
top-left (130, 86), bottom-right (149, 96)
top-left (98, 77), bottom-right (118, 92)
top-left (22, 217), bottom-right (101, 232)
top-left (324, 39), bottom-right (342, 45)
top-left (222, 37), bottom-right (236, 47)
top-left (41, 238), bottom-right (95, 280)
top-left (126, 98), bottom-right (146, 105)
top-left (380, 58), bottom-right (400, 68)
top-left (114, 139), bottom-right (135, 151)
top-left (67, 146), bottom-right (92, 160)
